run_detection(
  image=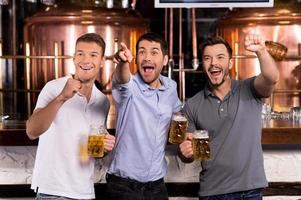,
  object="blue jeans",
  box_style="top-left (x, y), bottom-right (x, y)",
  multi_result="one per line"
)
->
top-left (105, 173), bottom-right (169, 200)
top-left (199, 188), bottom-right (262, 200)
top-left (36, 193), bottom-right (92, 200)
